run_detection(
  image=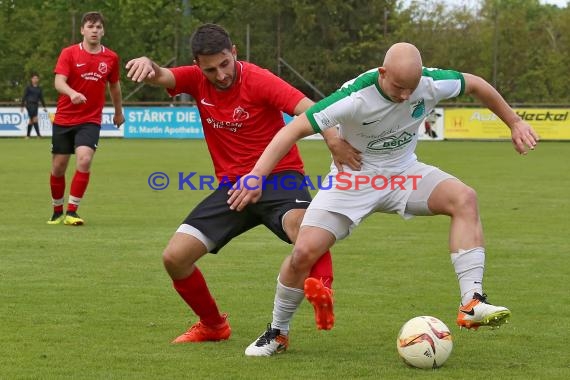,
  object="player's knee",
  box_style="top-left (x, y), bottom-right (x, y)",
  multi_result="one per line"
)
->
top-left (282, 209), bottom-right (305, 242)
top-left (51, 161), bottom-right (68, 177)
top-left (290, 245), bottom-right (320, 274)
top-left (162, 246), bottom-right (185, 272)
top-left (52, 166), bottom-right (66, 177)
top-left (76, 155), bottom-right (93, 171)
top-left (452, 186), bottom-right (479, 216)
